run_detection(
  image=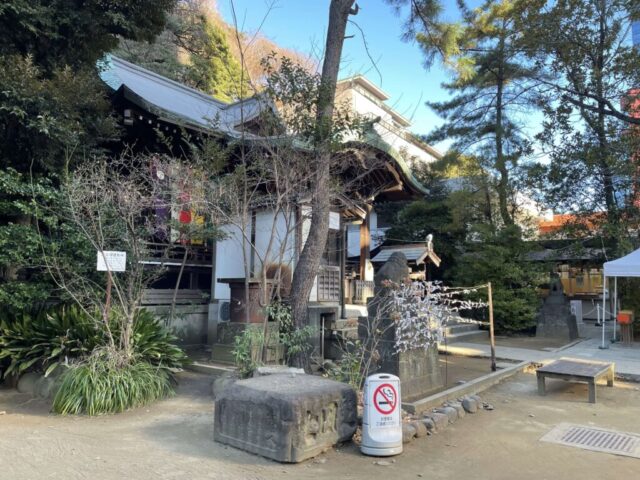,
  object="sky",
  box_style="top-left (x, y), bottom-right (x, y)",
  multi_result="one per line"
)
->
top-left (217, 0), bottom-right (459, 152)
